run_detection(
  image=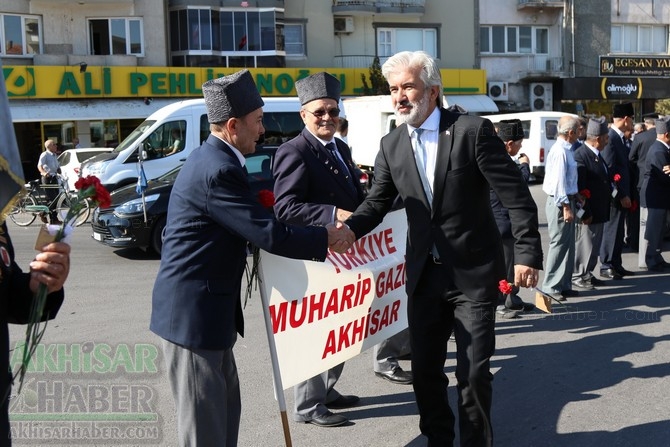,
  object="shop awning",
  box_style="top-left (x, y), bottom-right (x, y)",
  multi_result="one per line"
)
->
top-left (7, 98), bottom-right (179, 122)
top-left (443, 94), bottom-right (499, 114)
